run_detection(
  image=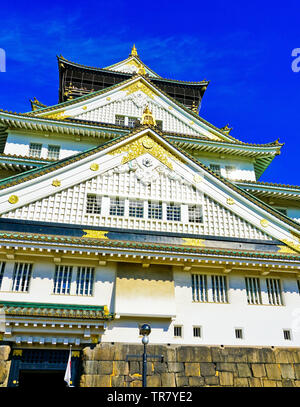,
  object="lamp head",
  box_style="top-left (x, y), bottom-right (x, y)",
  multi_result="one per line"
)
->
top-left (140, 323), bottom-right (151, 337)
